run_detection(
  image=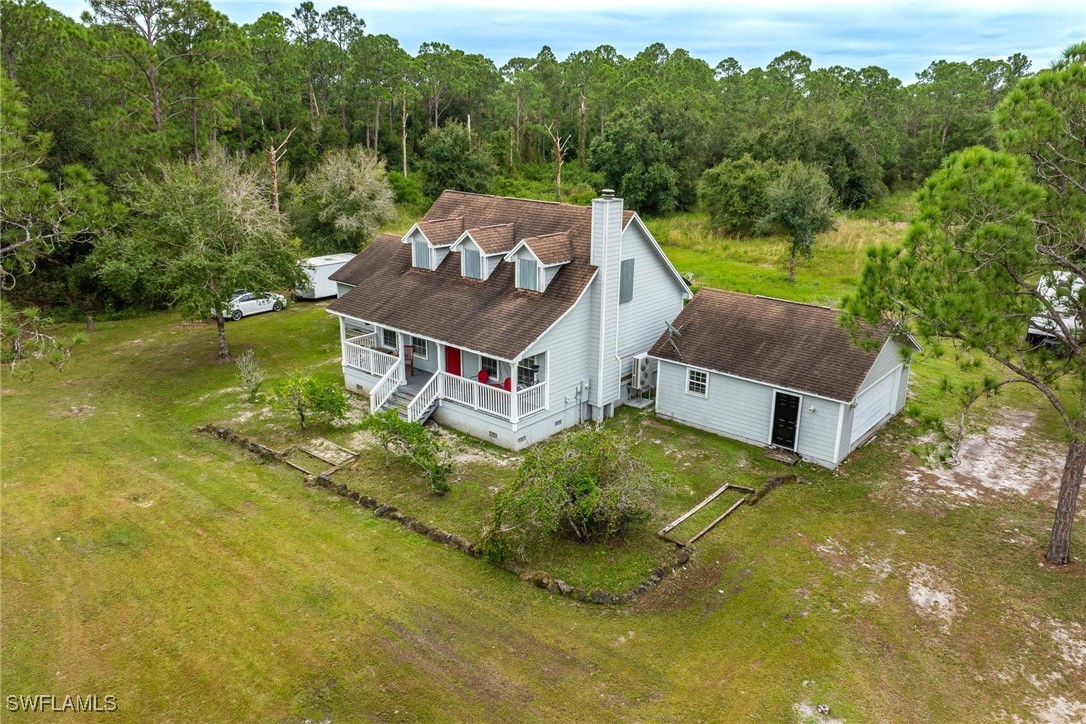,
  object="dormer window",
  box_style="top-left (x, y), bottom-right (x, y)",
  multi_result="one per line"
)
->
top-left (517, 258), bottom-right (539, 291)
top-left (463, 249), bottom-right (483, 279)
top-left (412, 237), bottom-right (430, 269)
